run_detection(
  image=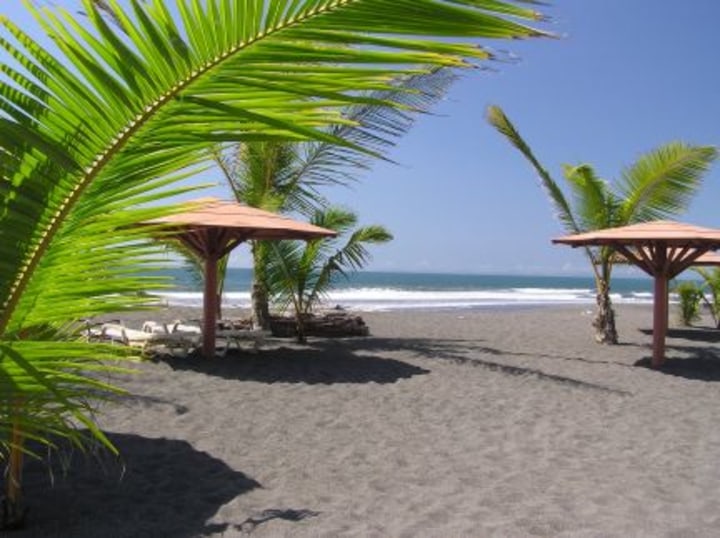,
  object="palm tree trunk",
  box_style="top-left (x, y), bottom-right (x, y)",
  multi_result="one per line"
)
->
top-left (592, 285), bottom-right (618, 344)
top-left (251, 281), bottom-right (271, 330)
top-left (295, 314), bottom-right (307, 344)
top-left (2, 416), bottom-right (27, 530)
top-left (251, 242), bottom-right (271, 330)
top-left (215, 254), bottom-right (229, 322)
